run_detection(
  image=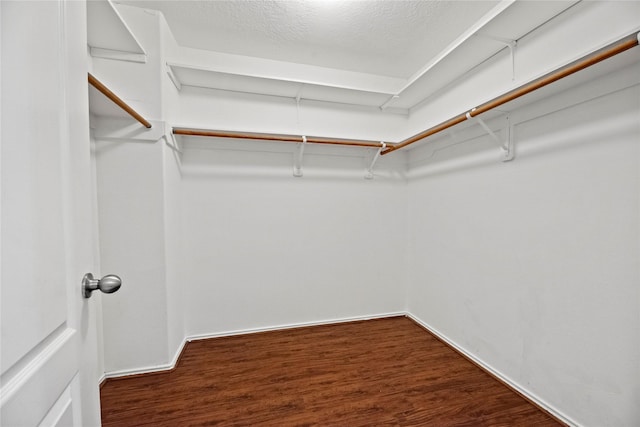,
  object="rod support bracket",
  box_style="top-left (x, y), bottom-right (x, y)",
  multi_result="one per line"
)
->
top-left (507, 41), bottom-right (517, 81)
top-left (293, 135), bottom-right (307, 177)
top-left (163, 122), bottom-right (182, 154)
top-left (467, 112), bottom-right (514, 162)
top-left (365, 142), bottom-right (386, 179)
top-left (503, 115), bottom-right (515, 162)
top-left (166, 64), bottom-right (182, 91)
